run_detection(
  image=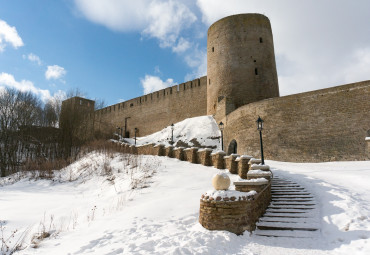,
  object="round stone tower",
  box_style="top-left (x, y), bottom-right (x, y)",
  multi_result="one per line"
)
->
top-left (207, 14), bottom-right (279, 116)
